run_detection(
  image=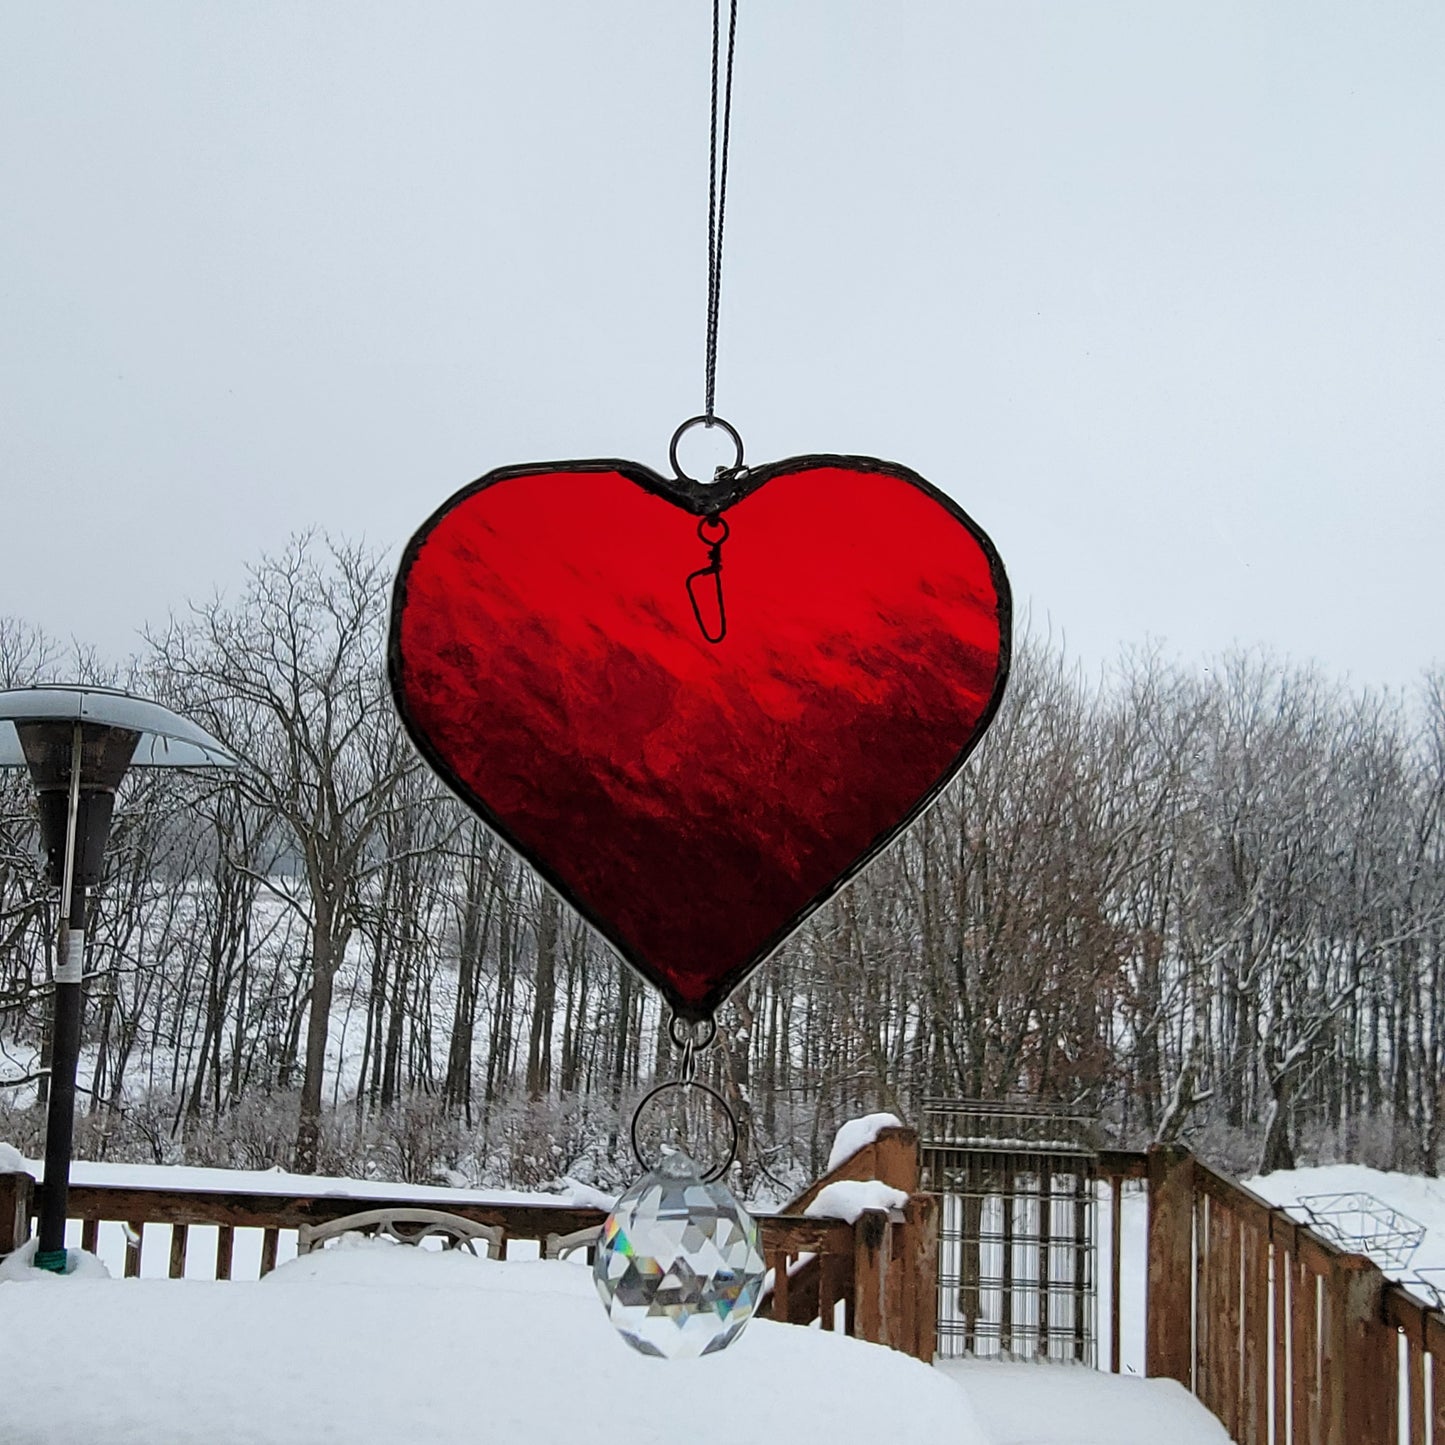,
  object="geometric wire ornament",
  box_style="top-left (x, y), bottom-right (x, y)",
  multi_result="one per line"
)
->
top-left (1410, 1267), bottom-right (1445, 1309)
top-left (1295, 1192), bottom-right (1426, 1270)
